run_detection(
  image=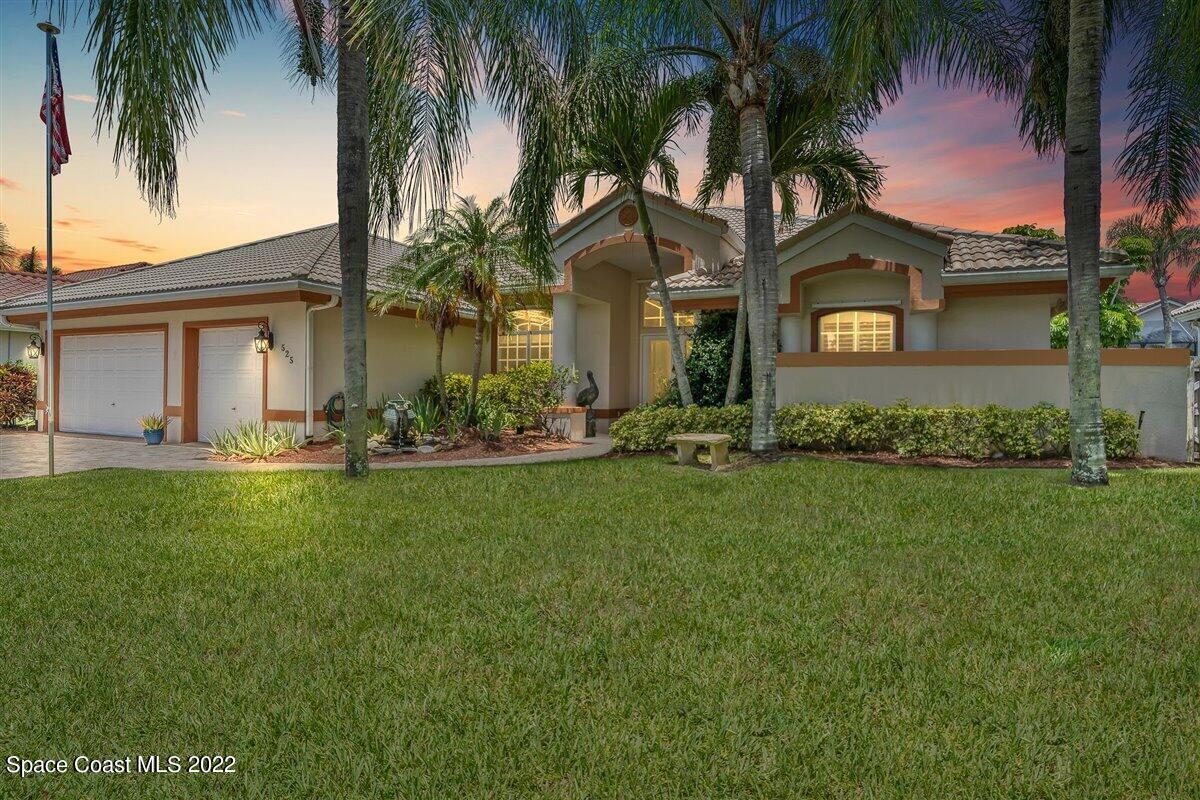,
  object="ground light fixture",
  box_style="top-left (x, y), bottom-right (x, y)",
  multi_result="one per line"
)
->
top-left (253, 322), bottom-right (274, 353)
top-left (25, 334), bottom-right (44, 360)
